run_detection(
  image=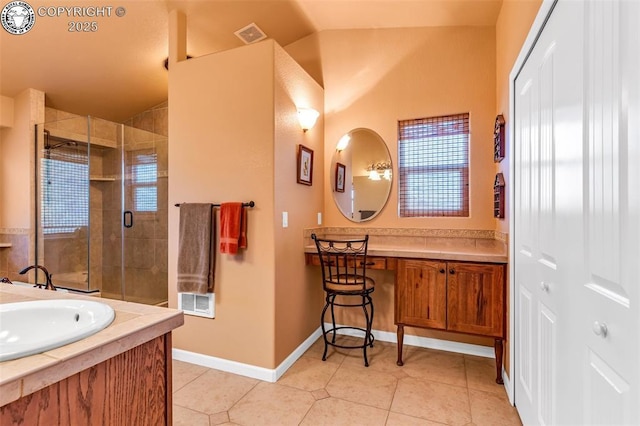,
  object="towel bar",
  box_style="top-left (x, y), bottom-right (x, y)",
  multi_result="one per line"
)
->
top-left (174, 201), bottom-right (255, 208)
